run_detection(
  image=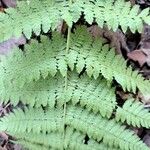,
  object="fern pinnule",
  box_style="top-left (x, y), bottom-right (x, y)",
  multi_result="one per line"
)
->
top-left (116, 99), bottom-right (150, 128)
